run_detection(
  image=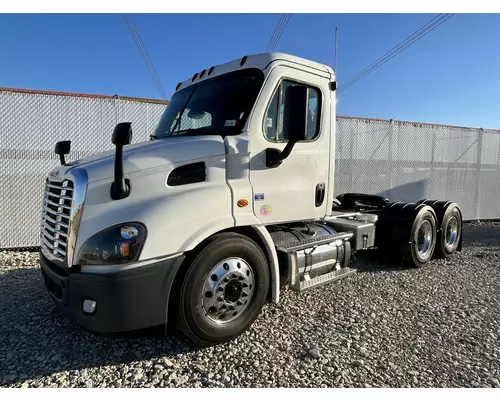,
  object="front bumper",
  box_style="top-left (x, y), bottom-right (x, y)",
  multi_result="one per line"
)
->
top-left (39, 251), bottom-right (185, 335)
